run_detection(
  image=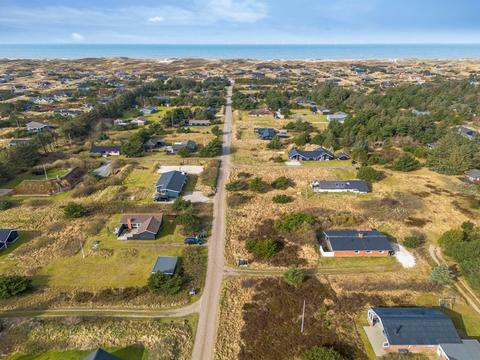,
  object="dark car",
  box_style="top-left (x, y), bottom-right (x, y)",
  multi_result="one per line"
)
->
top-left (184, 237), bottom-right (204, 245)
